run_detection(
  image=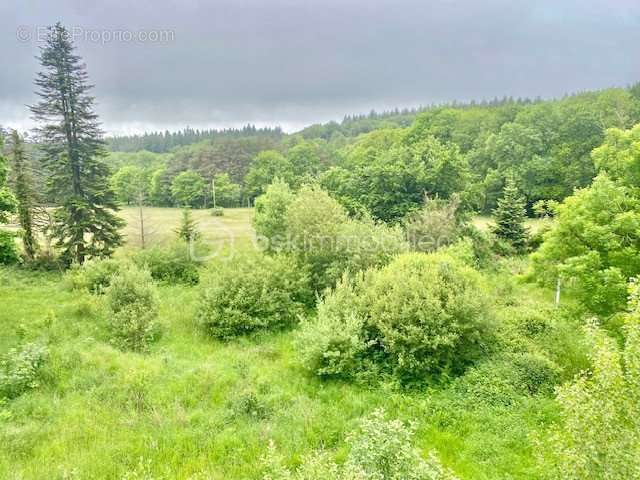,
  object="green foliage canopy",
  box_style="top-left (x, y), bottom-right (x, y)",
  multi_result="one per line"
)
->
top-left (531, 174), bottom-right (640, 315)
